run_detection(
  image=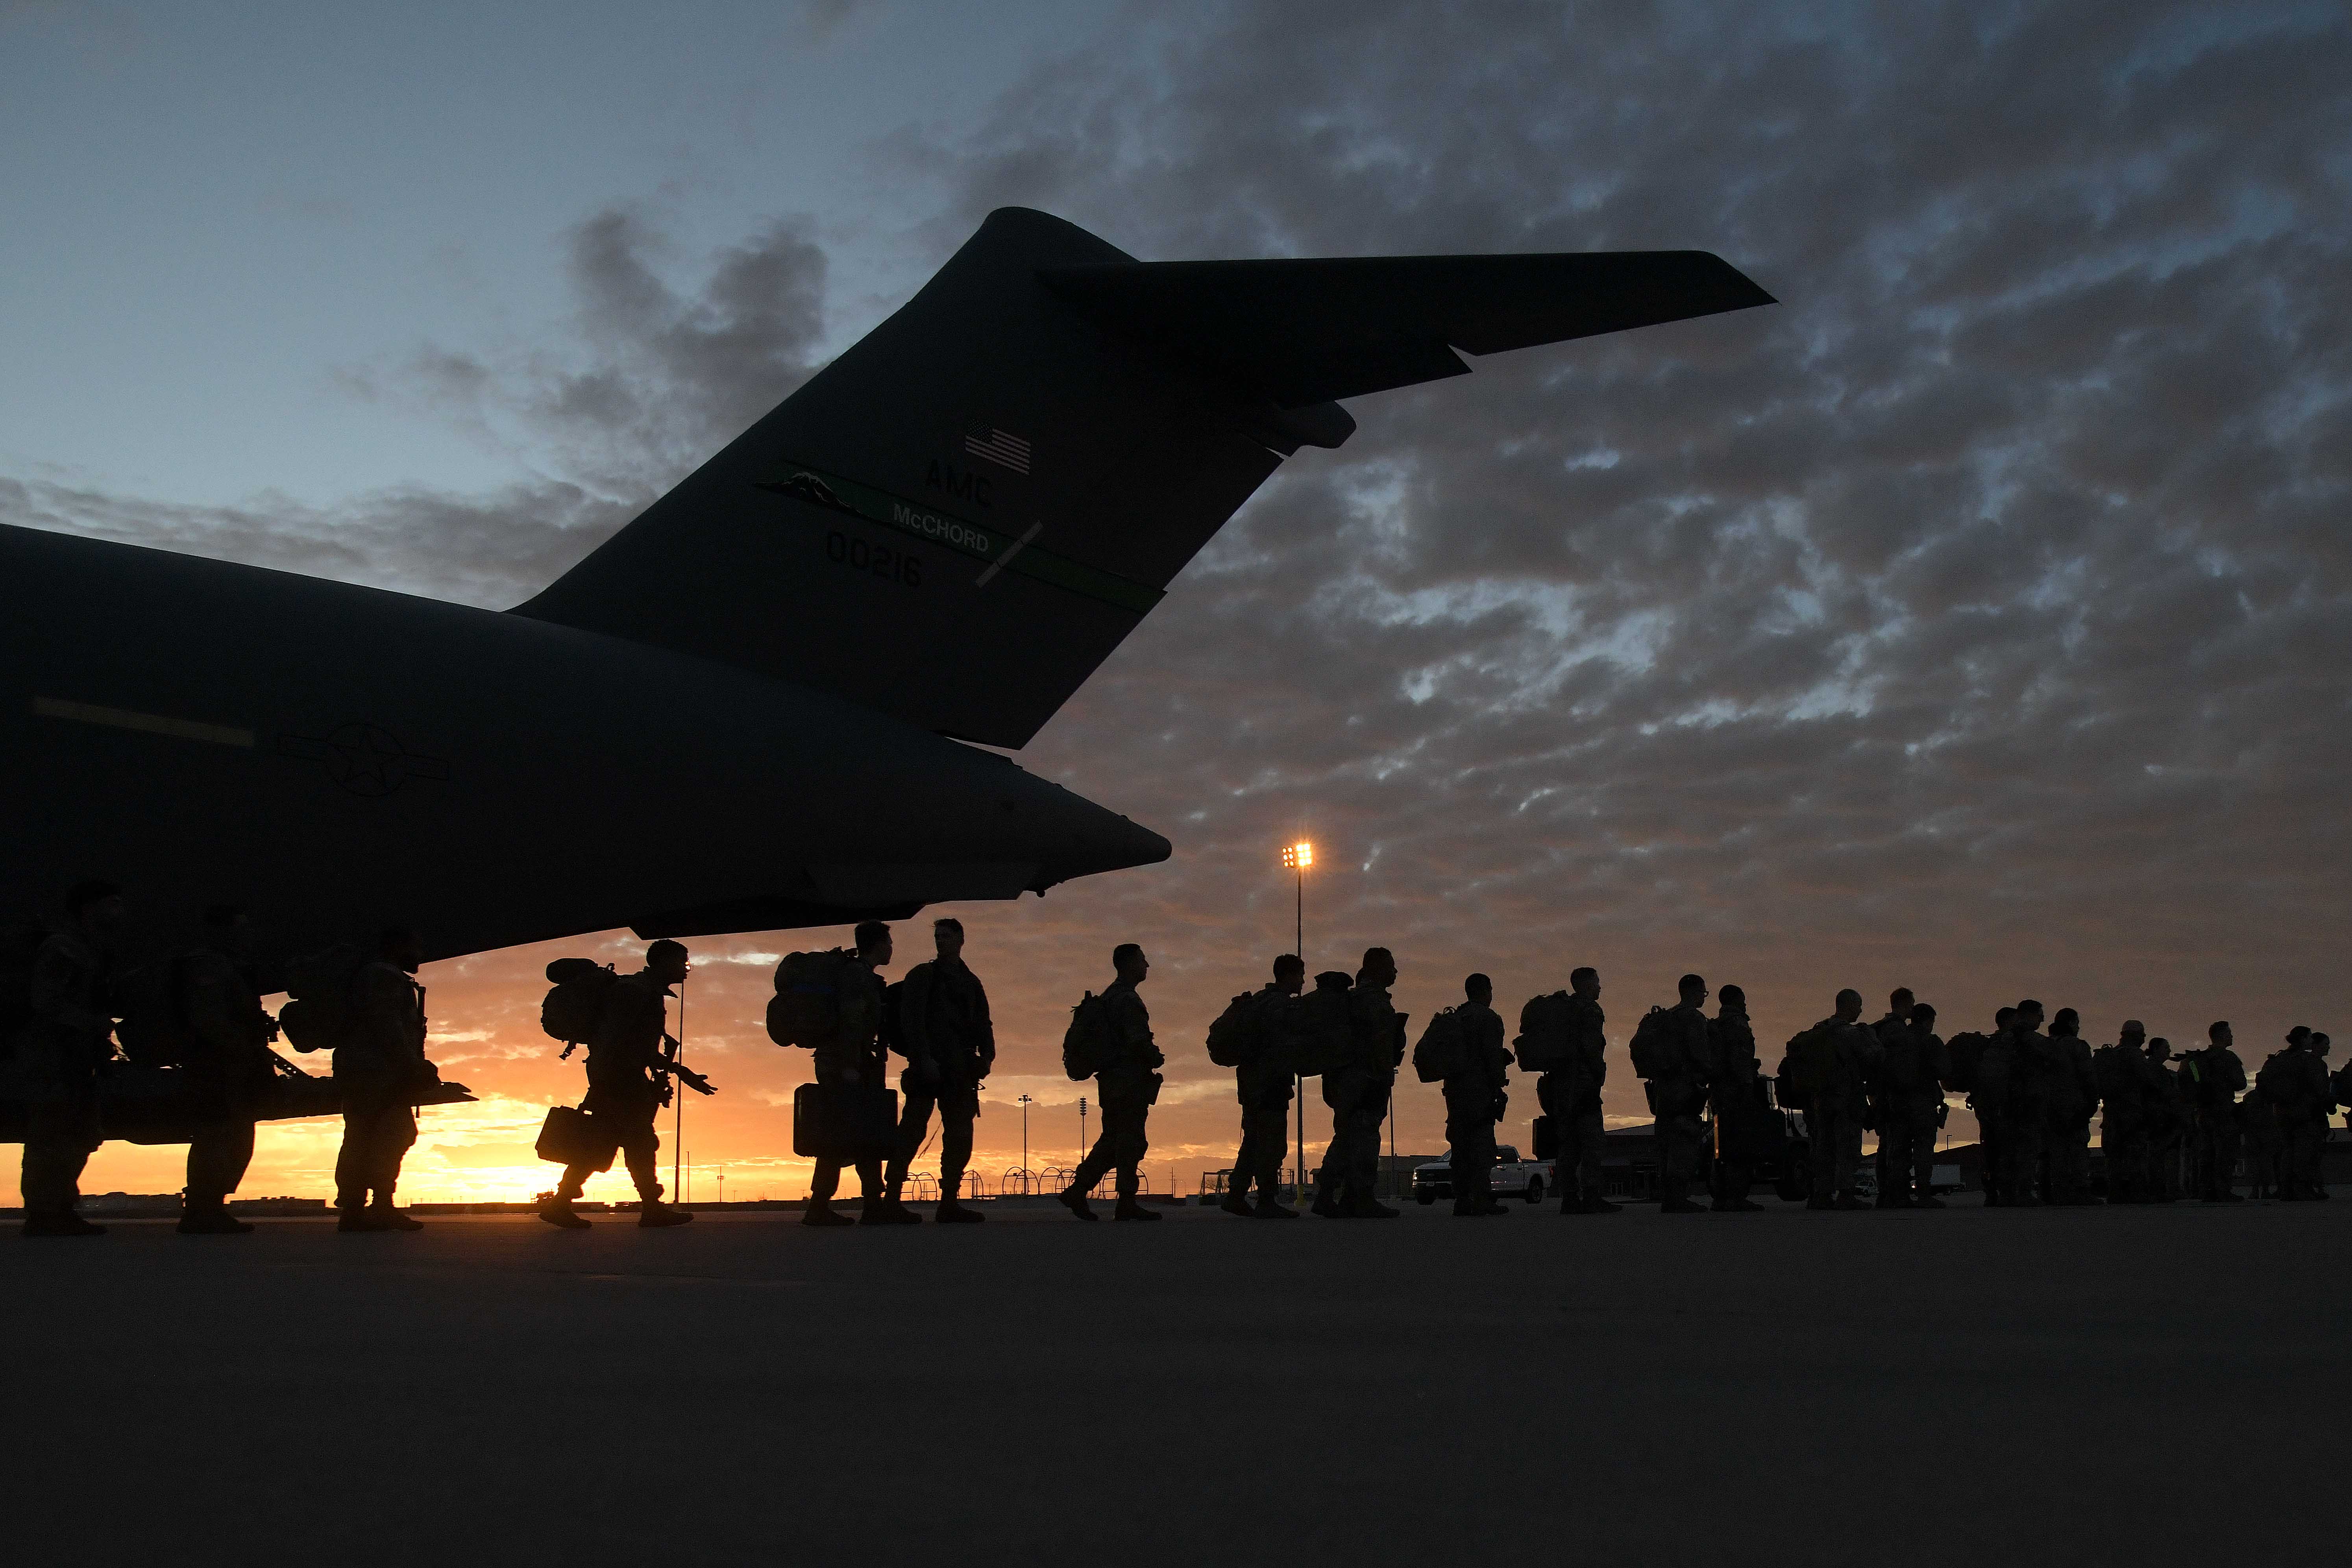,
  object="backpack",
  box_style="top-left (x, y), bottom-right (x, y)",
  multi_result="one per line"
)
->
top-left (1204, 992), bottom-right (1260, 1068)
top-left (1287, 974), bottom-right (1354, 1077)
top-left (115, 955), bottom-right (200, 1067)
top-left (277, 943), bottom-right (372, 1053)
top-left (2091, 1044), bottom-right (2140, 1107)
top-left (1778, 1024), bottom-right (1838, 1096)
top-left (2254, 1051), bottom-right (2304, 1108)
top-left (1412, 1008), bottom-right (1466, 1084)
top-left (0, 919), bottom-right (51, 1048)
top-left (1062, 992), bottom-right (1112, 1080)
top-left (767, 949), bottom-right (854, 1048)
top-left (1513, 992), bottom-right (1574, 1072)
top-left (1628, 1007), bottom-right (1676, 1080)
top-left (540, 958), bottom-right (620, 1057)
